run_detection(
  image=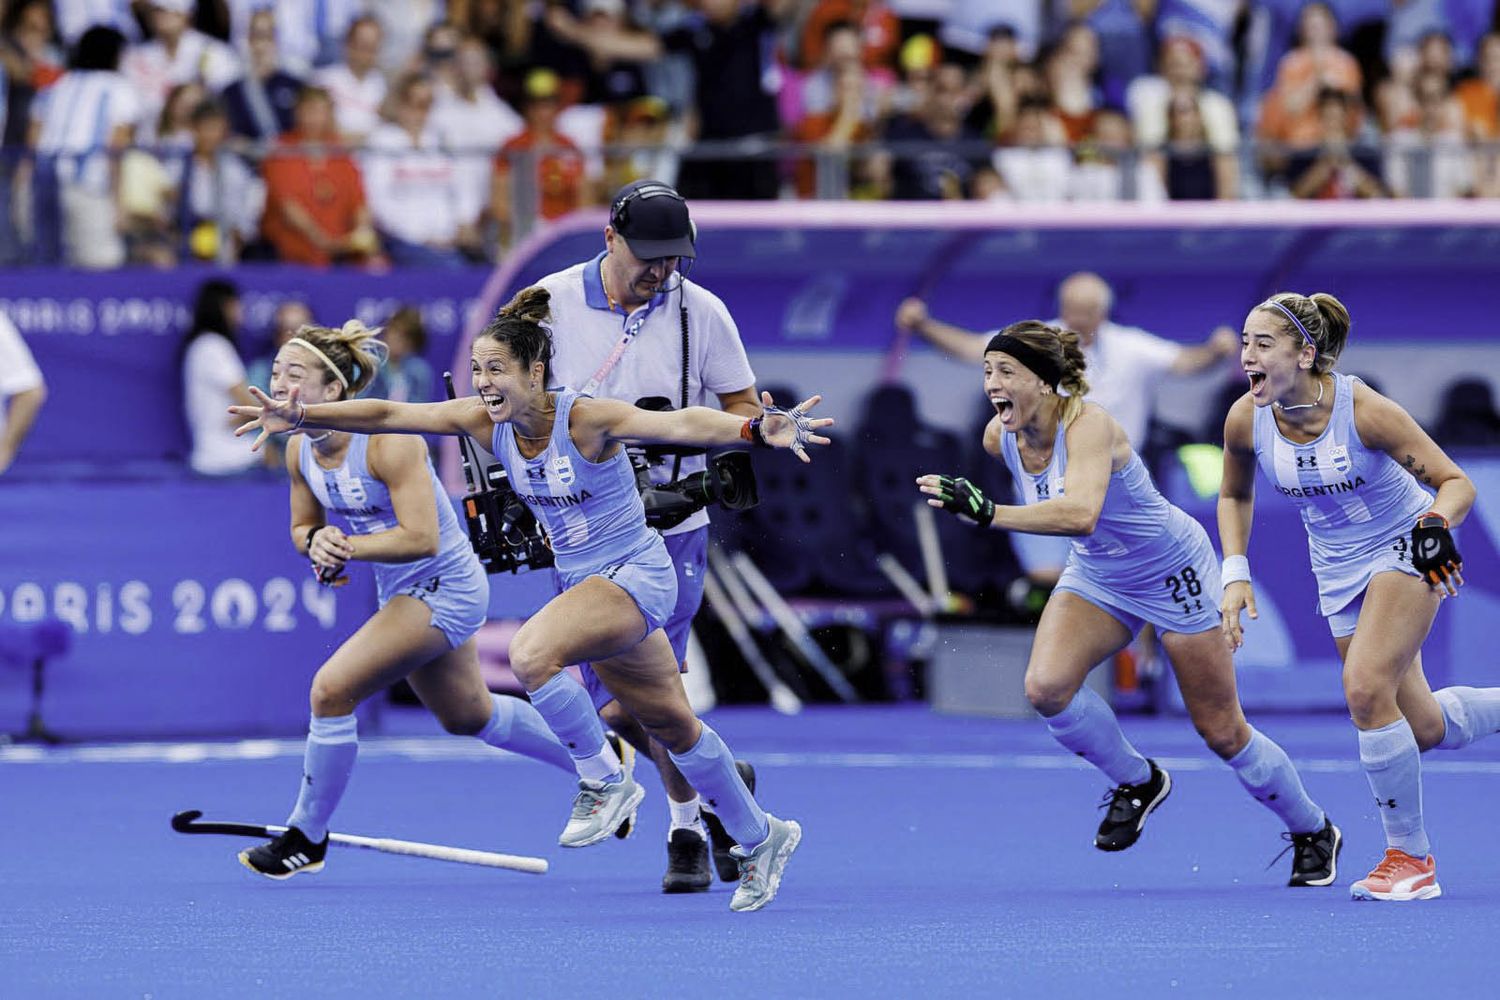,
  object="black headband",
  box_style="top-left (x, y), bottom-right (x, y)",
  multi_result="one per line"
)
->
top-left (985, 334), bottom-right (1062, 389)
